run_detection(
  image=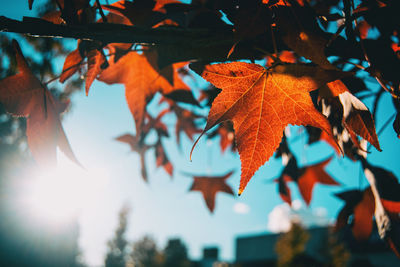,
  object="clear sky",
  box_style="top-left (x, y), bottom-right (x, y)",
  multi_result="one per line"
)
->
top-left (2, 1), bottom-right (400, 266)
